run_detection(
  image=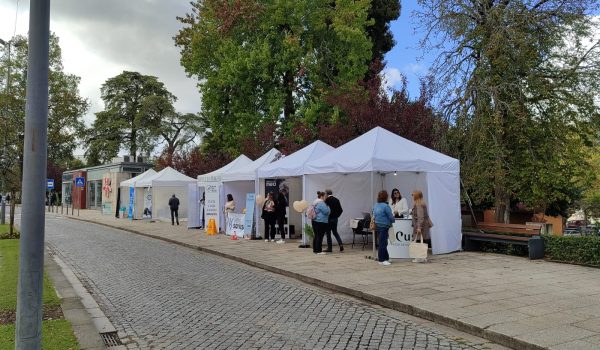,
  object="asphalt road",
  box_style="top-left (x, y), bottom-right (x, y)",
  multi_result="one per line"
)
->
top-left (43, 215), bottom-right (496, 350)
